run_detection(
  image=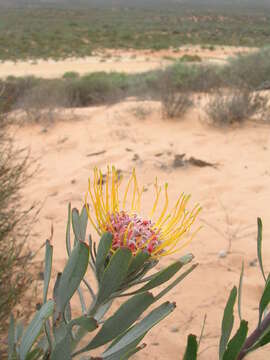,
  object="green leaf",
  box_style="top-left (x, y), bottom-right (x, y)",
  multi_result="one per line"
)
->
top-left (238, 262), bottom-right (244, 321)
top-left (19, 300), bottom-right (55, 360)
top-left (56, 241), bottom-right (89, 315)
top-left (83, 292), bottom-right (154, 351)
top-left (15, 321), bottom-right (24, 344)
top-left (103, 334), bottom-right (146, 360)
top-left (120, 343), bottom-right (147, 359)
top-left (72, 208), bottom-right (83, 243)
top-left (51, 333), bottom-right (71, 360)
top-left (95, 232), bottom-right (113, 282)
top-left (43, 240), bottom-right (53, 304)
top-left (79, 205), bottom-right (88, 242)
top-left (68, 316), bottom-right (98, 332)
top-left (198, 314), bottom-right (207, 349)
top-left (97, 247), bottom-right (132, 305)
top-left (223, 320), bottom-right (248, 360)
top-left (219, 286), bottom-right (237, 360)
top-left (66, 203), bottom-right (72, 256)
top-left (134, 258), bottom-right (189, 294)
top-left (25, 348), bottom-right (43, 360)
top-left (259, 274), bottom-right (270, 325)
top-left (155, 264), bottom-right (198, 302)
top-left (102, 301), bottom-right (176, 357)
top-left (8, 314), bottom-right (15, 360)
top-left (183, 334), bottom-right (198, 360)
top-left (257, 218), bottom-right (267, 283)
top-left (127, 251), bottom-right (150, 277)
top-left (94, 300), bottom-right (113, 322)
top-left (53, 273), bottom-right (62, 323)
